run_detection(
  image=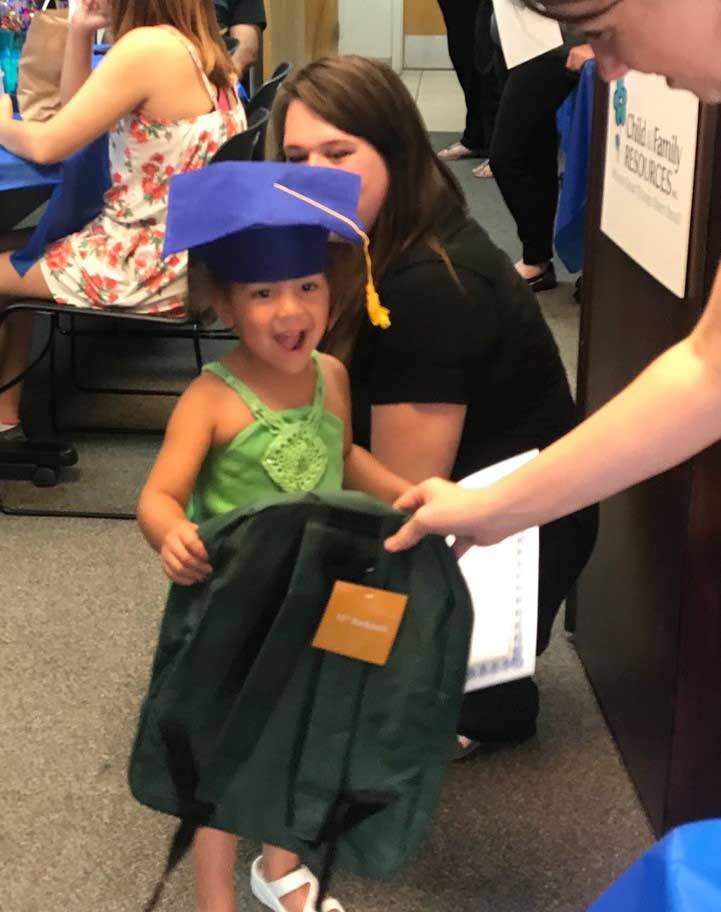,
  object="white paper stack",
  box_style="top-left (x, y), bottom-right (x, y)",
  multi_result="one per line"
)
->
top-left (454, 450), bottom-right (539, 692)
